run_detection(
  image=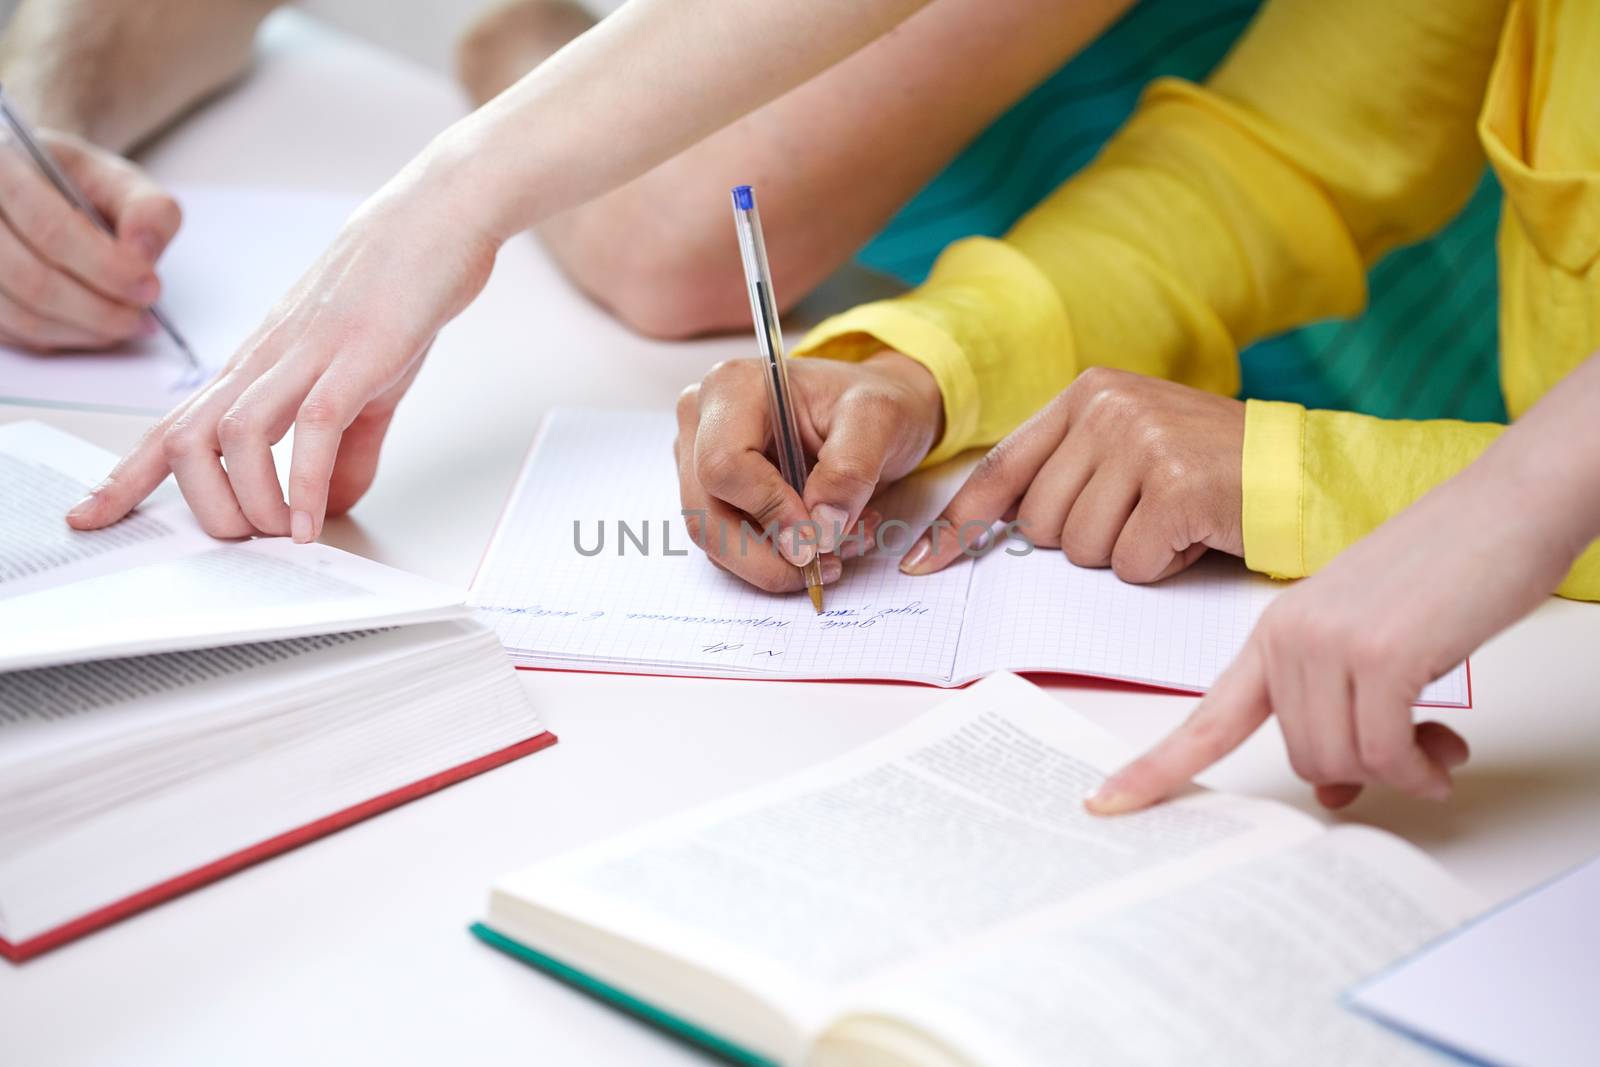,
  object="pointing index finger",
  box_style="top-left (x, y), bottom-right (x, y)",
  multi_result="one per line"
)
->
top-left (1086, 642), bottom-right (1273, 815)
